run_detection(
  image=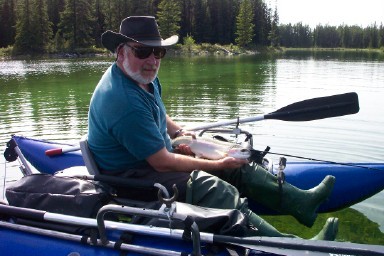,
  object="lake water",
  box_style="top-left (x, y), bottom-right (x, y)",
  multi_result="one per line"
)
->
top-left (0, 51), bottom-right (383, 245)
